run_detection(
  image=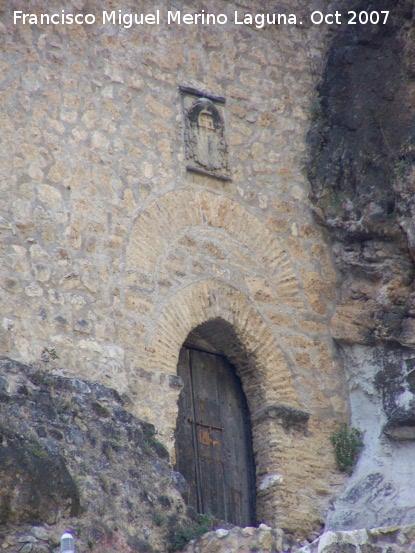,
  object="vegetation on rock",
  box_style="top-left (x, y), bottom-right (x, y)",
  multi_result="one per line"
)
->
top-left (330, 424), bottom-right (363, 473)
